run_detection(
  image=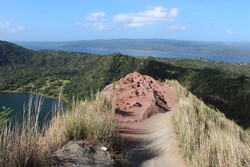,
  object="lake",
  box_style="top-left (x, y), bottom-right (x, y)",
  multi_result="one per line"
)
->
top-left (15, 41), bottom-right (250, 63)
top-left (0, 92), bottom-right (67, 126)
